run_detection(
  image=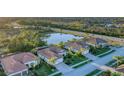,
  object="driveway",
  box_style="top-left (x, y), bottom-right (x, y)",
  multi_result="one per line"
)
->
top-left (84, 53), bottom-right (98, 61)
top-left (64, 47), bottom-right (124, 76)
top-left (91, 62), bottom-right (116, 72)
top-left (55, 62), bottom-right (74, 74)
